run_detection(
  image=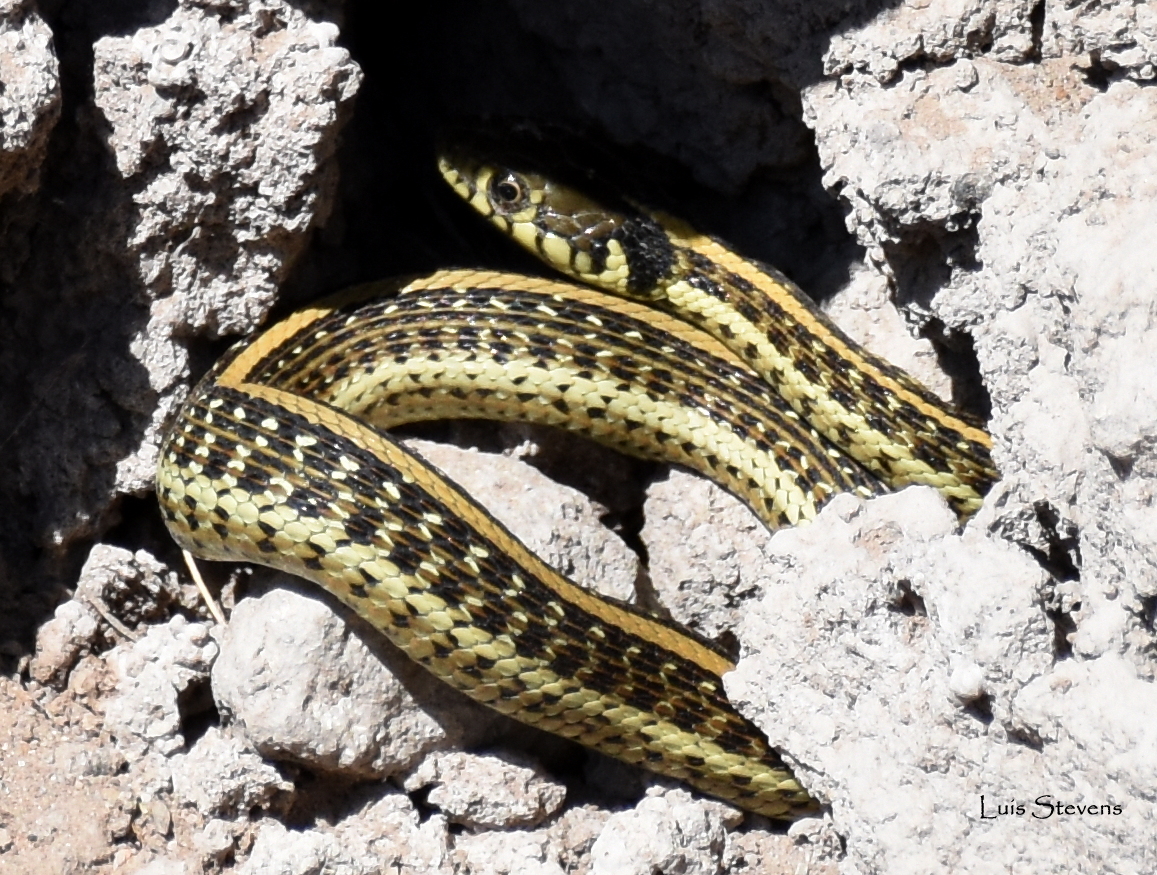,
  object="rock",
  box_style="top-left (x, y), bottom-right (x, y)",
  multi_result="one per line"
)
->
top-left (212, 586), bottom-right (496, 779)
top-left (453, 831), bottom-right (565, 875)
top-left (728, 488), bottom-right (1151, 874)
top-left (0, 0), bottom-right (362, 566)
top-left (169, 726), bottom-right (293, 817)
top-left (92, 1), bottom-right (362, 336)
top-left (234, 794), bottom-right (451, 875)
top-left (403, 750), bottom-right (567, 829)
top-left (0, 0), bottom-right (59, 197)
top-left (642, 468), bottom-right (772, 641)
top-left (104, 615), bottom-right (219, 759)
top-left (588, 788), bottom-right (735, 875)
top-left (30, 599), bottom-right (100, 686)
